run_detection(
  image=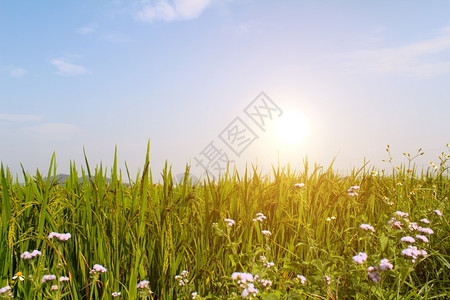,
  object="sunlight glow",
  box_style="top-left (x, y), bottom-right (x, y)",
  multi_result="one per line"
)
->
top-left (274, 111), bottom-right (309, 146)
